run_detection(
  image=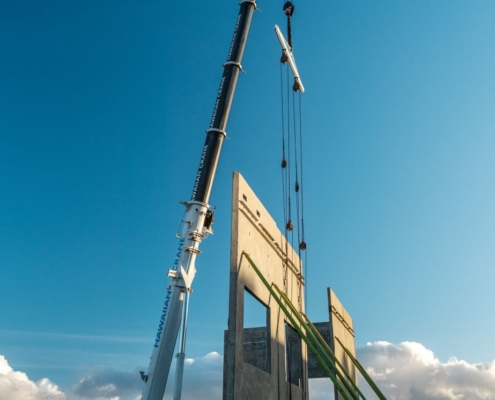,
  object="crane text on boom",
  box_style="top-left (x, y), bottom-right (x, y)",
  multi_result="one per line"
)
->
top-left (210, 76), bottom-right (226, 128)
top-left (154, 238), bottom-right (184, 348)
top-left (227, 13), bottom-right (241, 61)
top-left (191, 145), bottom-right (208, 201)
